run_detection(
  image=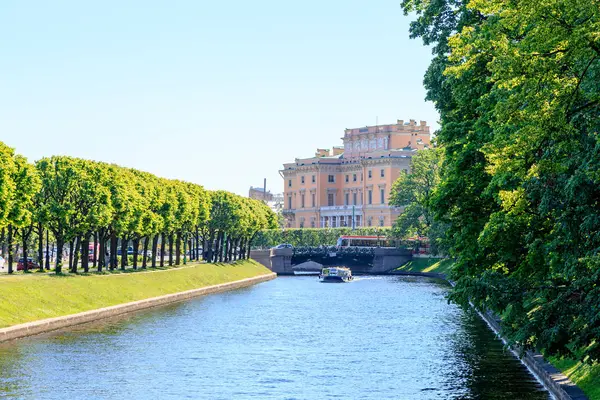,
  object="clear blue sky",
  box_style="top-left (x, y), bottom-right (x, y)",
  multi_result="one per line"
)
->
top-left (0, 0), bottom-right (438, 196)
